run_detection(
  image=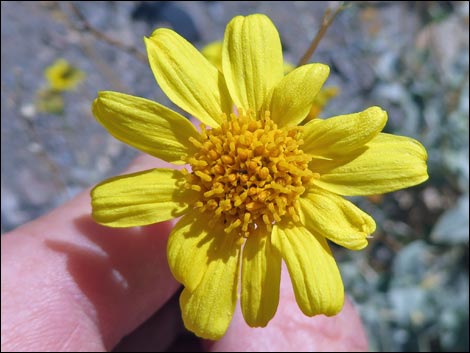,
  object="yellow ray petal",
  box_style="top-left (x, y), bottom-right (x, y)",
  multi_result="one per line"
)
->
top-left (299, 188), bottom-right (376, 250)
top-left (92, 91), bottom-right (199, 164)
top-left (145, 29), bottom-right (232, 127)
top-left (222, 14), bottom-right (284, 115)
top-left (272, 224), bottom-right (344, 316)
top-left (91, 168), bottom-right (196, 227)
top-left (302, 106), bottom-right (387, 159)
top-left (269, 63), bottom-right (330, 127)
top-left (313, 133), bottom-right (429, 196)
top-left (241, 231), bottom-right (281, 327)
top-left (180, 232), bottom-right (241, 340)
top-left (168, 210), bottom-right (224, 292)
